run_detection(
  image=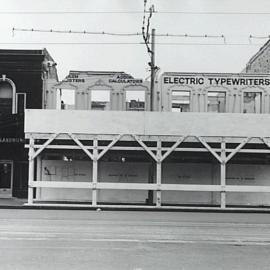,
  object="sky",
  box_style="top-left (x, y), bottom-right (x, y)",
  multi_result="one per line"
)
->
top-left (1, 0), bottom-right (270, 80)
